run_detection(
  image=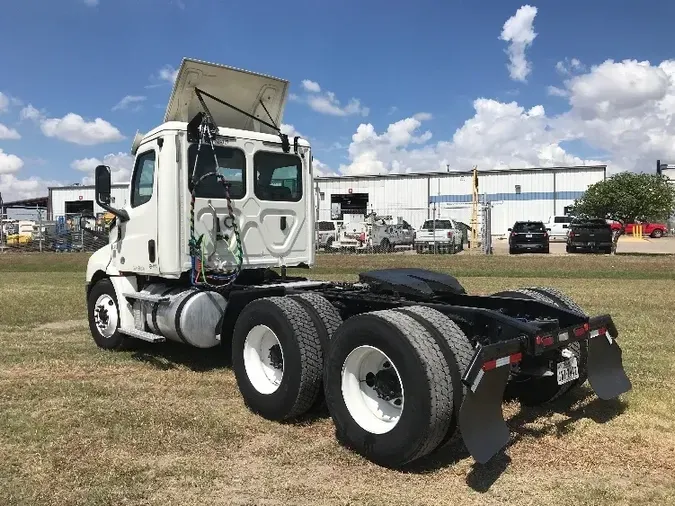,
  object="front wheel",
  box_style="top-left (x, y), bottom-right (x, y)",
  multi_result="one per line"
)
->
top-left (87, 278), bottom-right (130, 350)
